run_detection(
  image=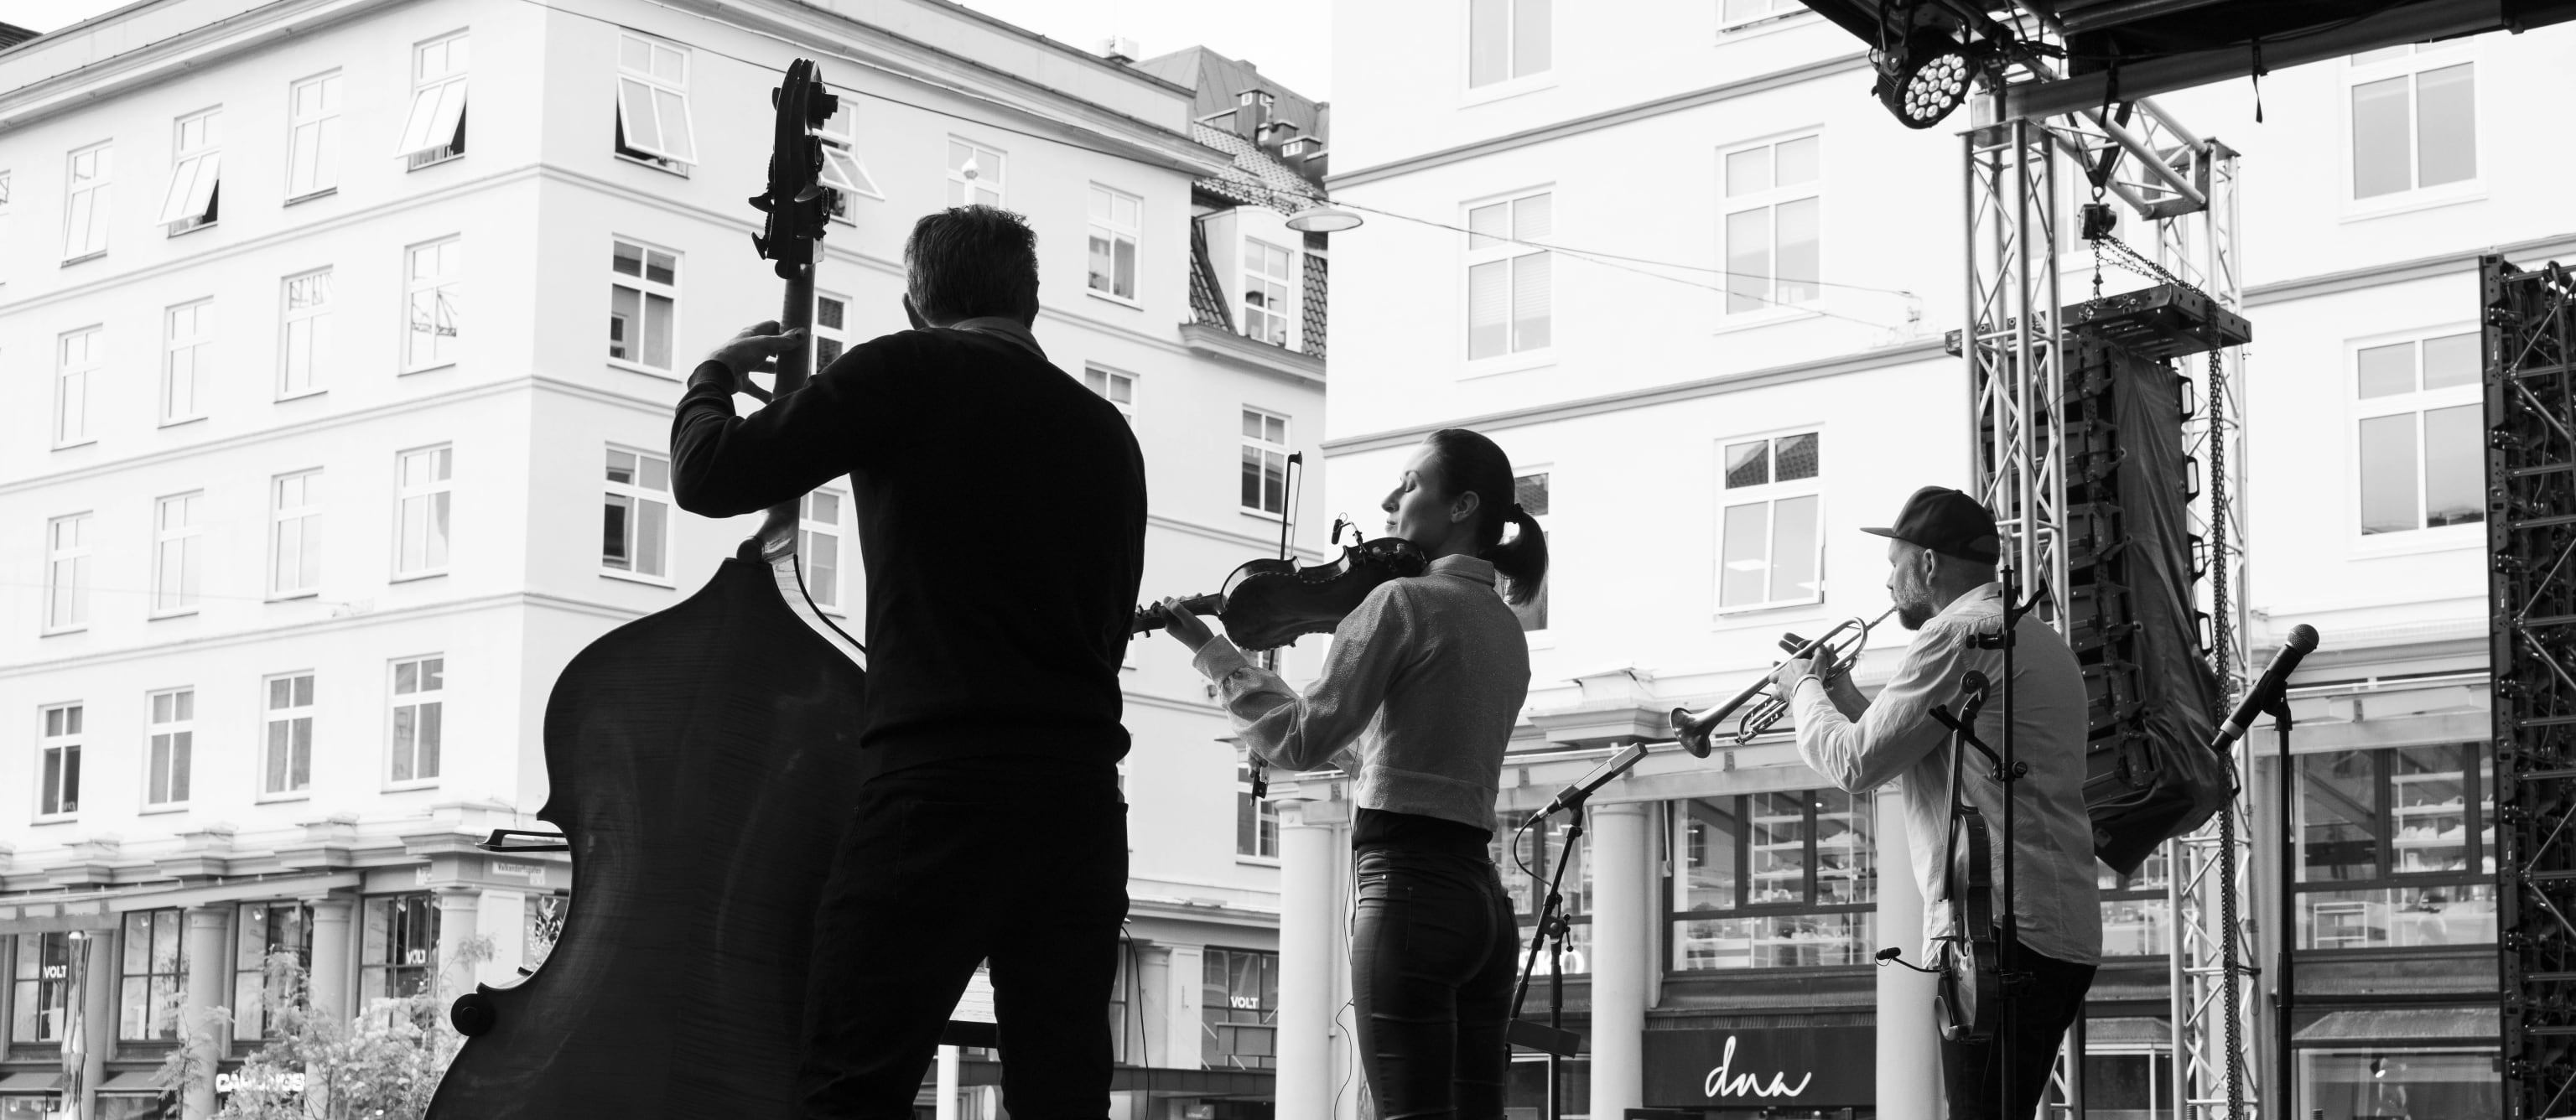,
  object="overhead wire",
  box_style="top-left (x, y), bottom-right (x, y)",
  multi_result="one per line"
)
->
top-left (510, 0), bottom-right (1926, 332)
